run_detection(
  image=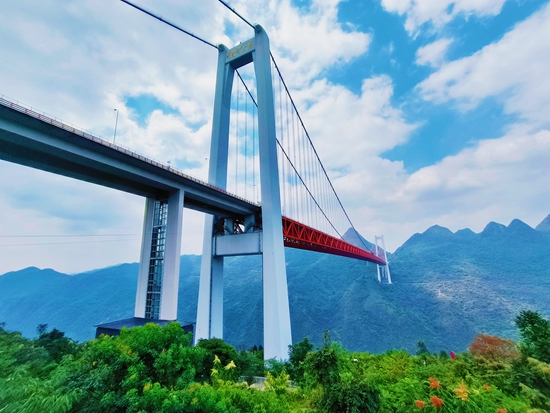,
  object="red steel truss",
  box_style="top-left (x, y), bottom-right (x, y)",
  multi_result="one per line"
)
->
top-left (282, 217), bottom-right (386, 265)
